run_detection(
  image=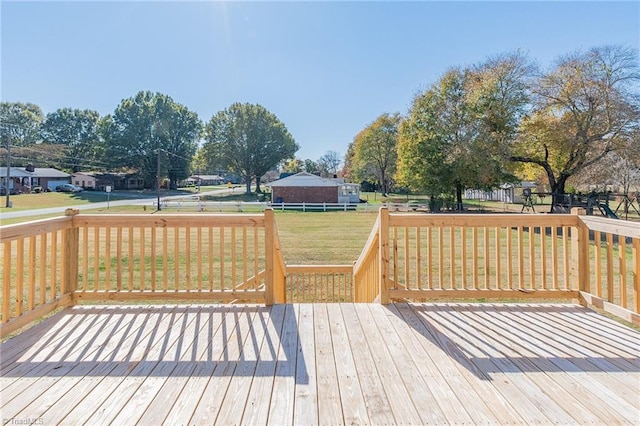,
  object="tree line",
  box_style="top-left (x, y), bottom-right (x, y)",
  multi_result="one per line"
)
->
top-left (345, 45), bottom-right (640, 211)
top-left (0, 94), bottom-right (298, 192)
